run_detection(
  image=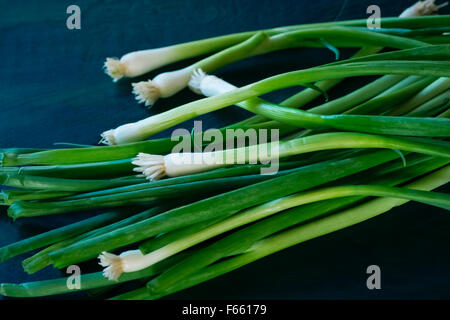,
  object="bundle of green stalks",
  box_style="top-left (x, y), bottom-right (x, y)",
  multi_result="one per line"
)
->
top-left (1, 2), bottom-right (449, 299)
